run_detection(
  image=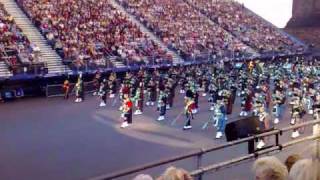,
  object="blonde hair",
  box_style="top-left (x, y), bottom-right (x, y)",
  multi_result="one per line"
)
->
top-left (157, 166), bottom-right (193, 180)
top-left (133, 174), bottom-right (153, 180)
top-left (289, 159), bottom-right (320, 180)
top-left (252, 156), bottom-right (288, 180)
